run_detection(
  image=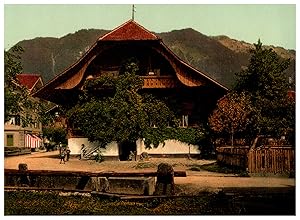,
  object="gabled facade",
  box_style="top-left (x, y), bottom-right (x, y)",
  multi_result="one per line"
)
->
top-left (4, 74), bottom-right (44, 151)
top-left (16, 73), bottom-right (44, 93)
top-left (34, 20), bottom-right (228, 160)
